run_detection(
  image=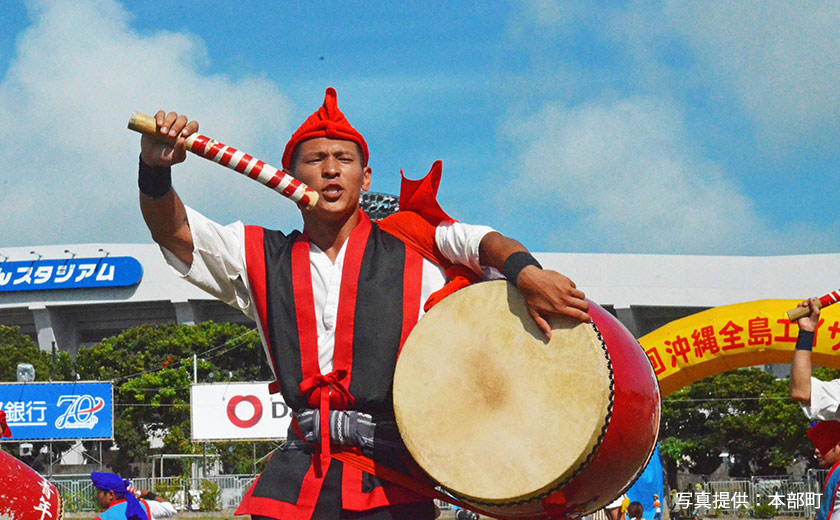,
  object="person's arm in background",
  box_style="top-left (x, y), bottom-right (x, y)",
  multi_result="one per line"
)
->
top-left (790, 297), bottom-right (821, 404)
top-left (139, 490), bottom-right (177, 519)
